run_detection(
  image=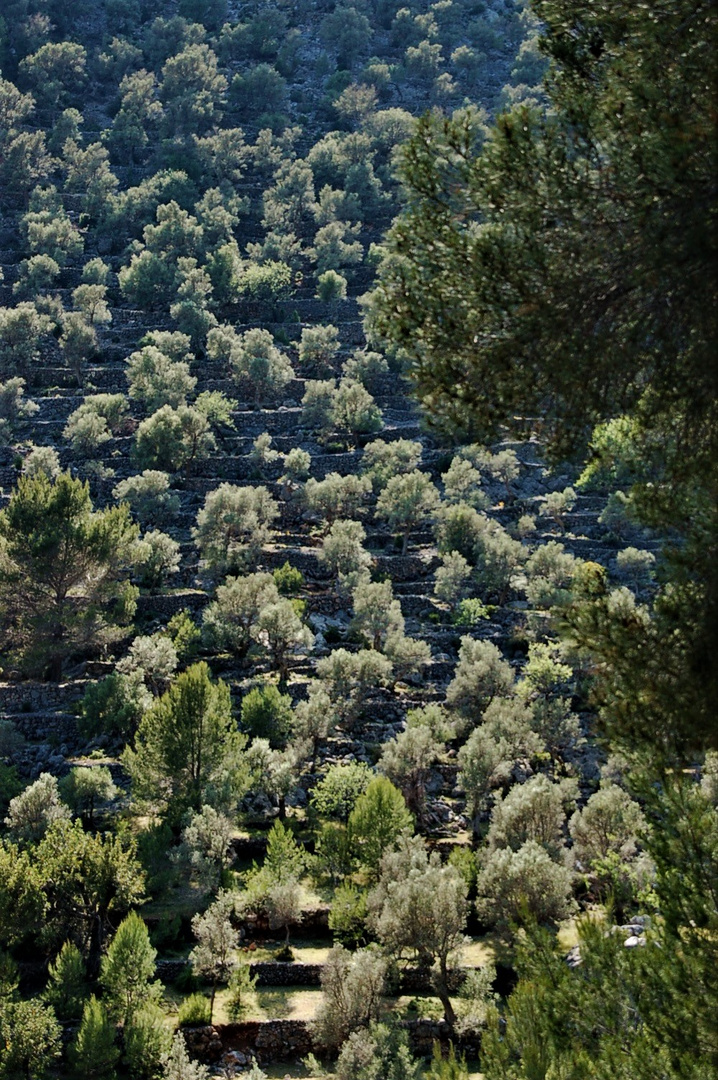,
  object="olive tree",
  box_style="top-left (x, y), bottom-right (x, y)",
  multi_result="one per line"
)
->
top-left (189, 891), bottom-right (238, 1021)
top-left (475, 840), bottom-right (575, 930)
top-left (368, 833), bottom-right (468, 1025)
top-left (126, 345), bottom-right (196, 411)
top-left (362, 438), bottom-right (423, 491)
top-left (313, 945), bottom-right (387, 1050)
top-left (486, 774), bottom-right (575, 861)
top-left (568, 784), bottom-right (646, 869)
top-left (0, 377), bottom-right (38, 444)
top-left (179, 805), bottom-right (235, 893)
top-left (332, 378), bottom-right (383, 445)
top-left (305, 472), bottom-right (371, 527)
top-left (446, 637), bottom-right (514, 728)
top-left (319, 519), bottom-right (372, 589)
top-left (298, 324), bottom-right (340, 375)
top-left (376, 470), bottom-right (440, 554)
top-left (133, 404), bottom-right (216, 472)
top-left (4, 773), bottom-right (71, 845)
top-left (351, 578), bottom-right (404, 650)
top-left (378, 726), bottom-right (443, 822)
top-left (230, 328), bottom-right (294, 401)
top-left (113, 471), bottom-right (180, 526)
top-left (457, 698), bottom-right (542, 835)
top-left (316, 648), bottom-right (393, 726)
top-left (193, 484), bottom-right (279, 572)
top-left (251, 598), bottom-right (313, 683)
top-left (201, 572), bottom-right (280, 656)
